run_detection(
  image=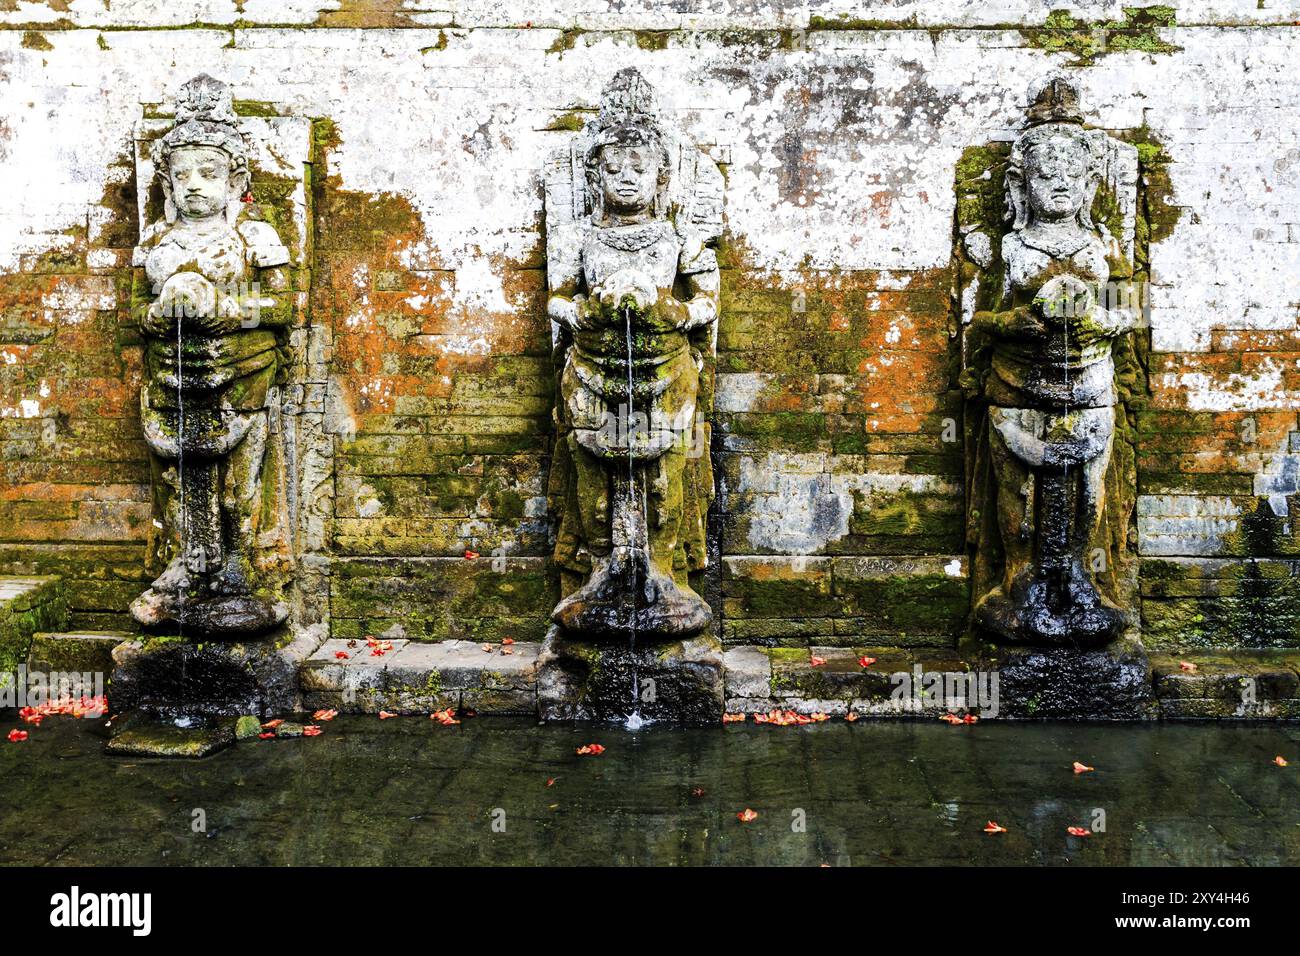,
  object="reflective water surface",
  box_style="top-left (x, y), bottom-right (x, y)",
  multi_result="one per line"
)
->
top-left (1, 715), bottom-right (1295, 866)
